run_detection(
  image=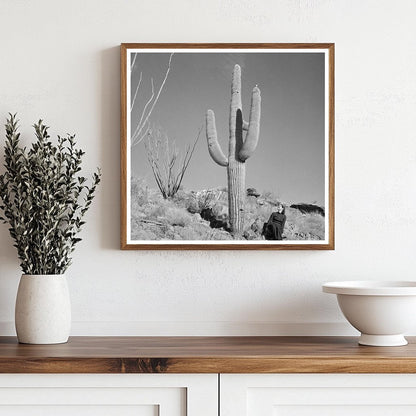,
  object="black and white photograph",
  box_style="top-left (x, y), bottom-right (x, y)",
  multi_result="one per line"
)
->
top-left (121, 44), bottom-right (334, 249)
